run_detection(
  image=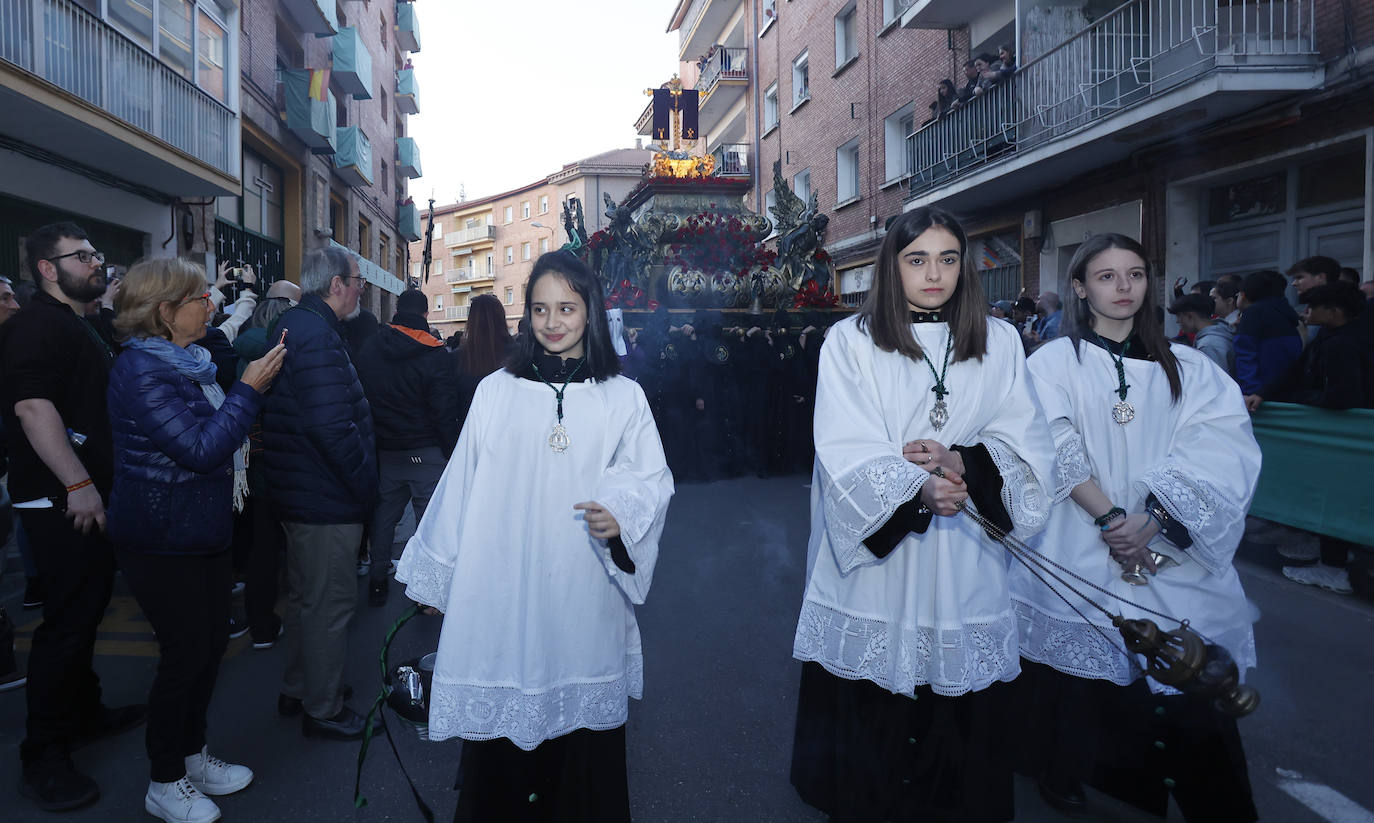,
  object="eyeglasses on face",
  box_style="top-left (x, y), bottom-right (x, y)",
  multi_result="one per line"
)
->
top-left (179, 292), bottom-right (212, 309)
top-left (45, 249), bottom-right (106, 266)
